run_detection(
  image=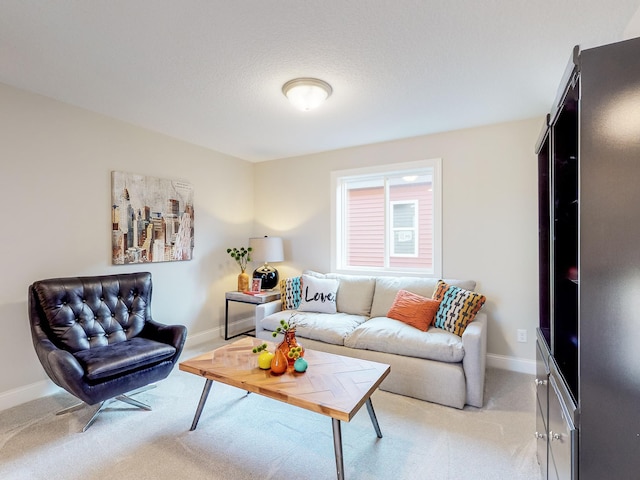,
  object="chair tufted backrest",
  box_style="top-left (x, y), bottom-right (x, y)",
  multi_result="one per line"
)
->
top-left (30, 272), bottom-right (153, 353)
